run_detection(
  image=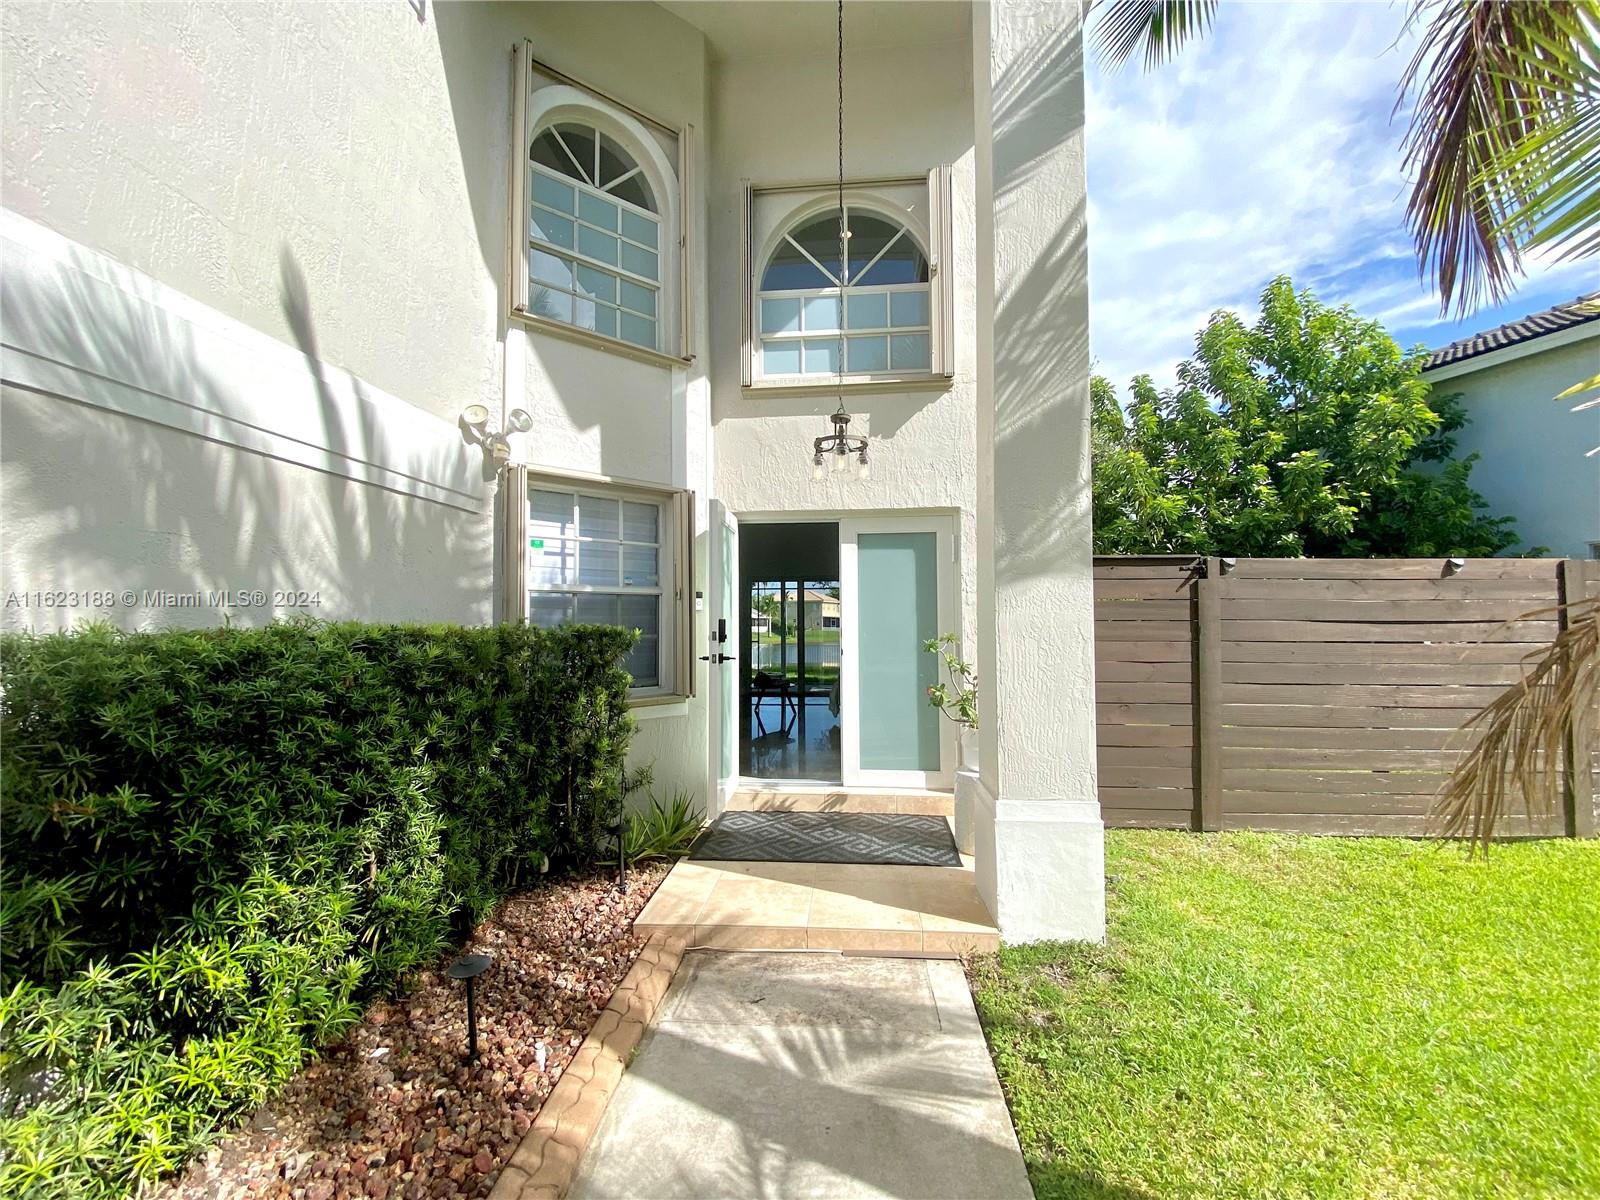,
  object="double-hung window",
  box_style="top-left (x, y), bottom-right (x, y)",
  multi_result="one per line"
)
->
top-left (511, 44), bottom-right (689, 360)
top-left (513, 470), bottom-right (692, 699)
top-left (528, 123), bottom-right (662, 350)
